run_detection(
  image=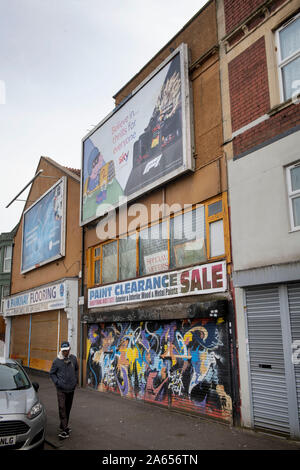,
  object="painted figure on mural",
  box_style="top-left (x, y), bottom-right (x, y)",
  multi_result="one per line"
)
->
top-left (86, 319), bottom-right (232, 421)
